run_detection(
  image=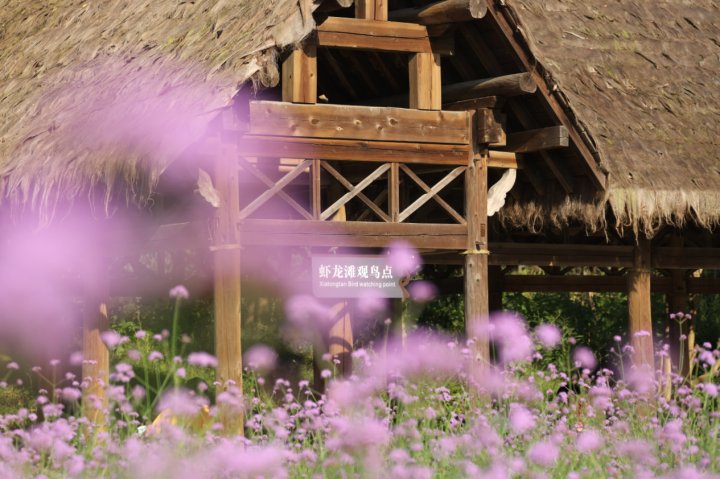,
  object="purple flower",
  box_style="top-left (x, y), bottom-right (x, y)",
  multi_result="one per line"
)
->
top-left (577, 430), bottom-right (603, 453)
top-left (535, 324), bottom-right (561, 348)
top-left (100, 330), bottom-right (123, 349)
top-left (509, 403), bottom-right (535, 435)
top-left (387, 241), bottom-right (421, 277)
top-left (408, 281), bottom-right (437, 303)
top-left (6, 361), bottom-right (18, 370)
top-left (244, 344), bottom-right (278, 372)
top-left (169, 284), bottom-right (189, 299)
top-left (573, 346), bottom-right (597, 370)
top-left (188, 352), bottom-right (218, 368)
top-left (528, 440), bottom-right (559, 466)
top-left (61, 387), bottom-right (82, 401)
top-left (176, 367), bottom-right (186, 379)
top-left (148, 351), bottom-right (163, 362)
